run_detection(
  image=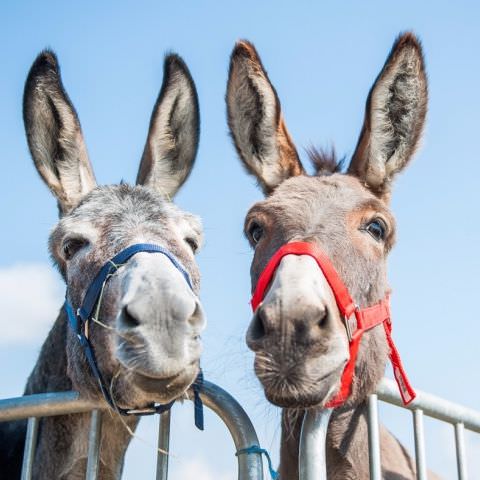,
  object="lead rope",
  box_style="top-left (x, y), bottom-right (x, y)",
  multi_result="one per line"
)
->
top-left (236, 445), bottom-right (279, 479)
